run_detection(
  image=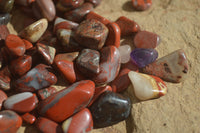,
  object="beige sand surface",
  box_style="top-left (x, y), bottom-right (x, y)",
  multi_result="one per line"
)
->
top-left (8, 0), bottom-right (200, 133)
